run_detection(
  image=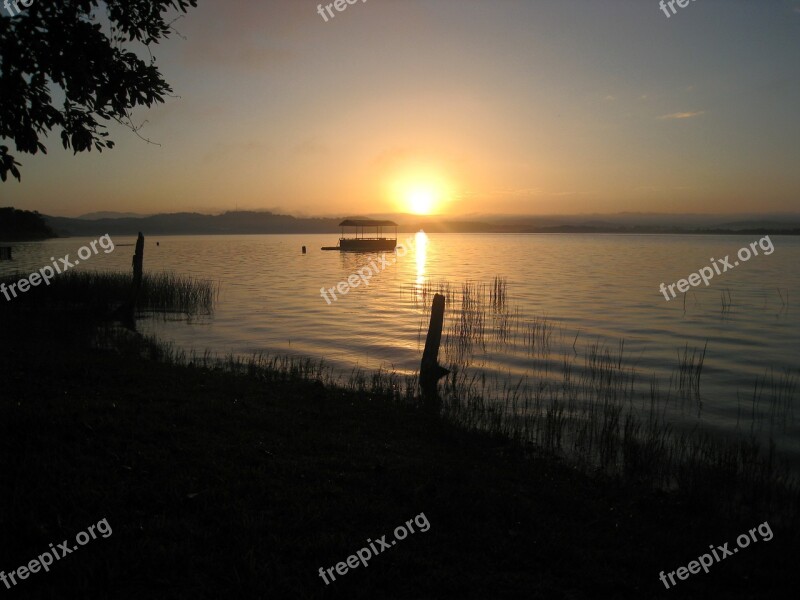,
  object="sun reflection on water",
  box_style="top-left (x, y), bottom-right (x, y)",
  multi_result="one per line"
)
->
top-left (415, 230), bottom-right (428, 285)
